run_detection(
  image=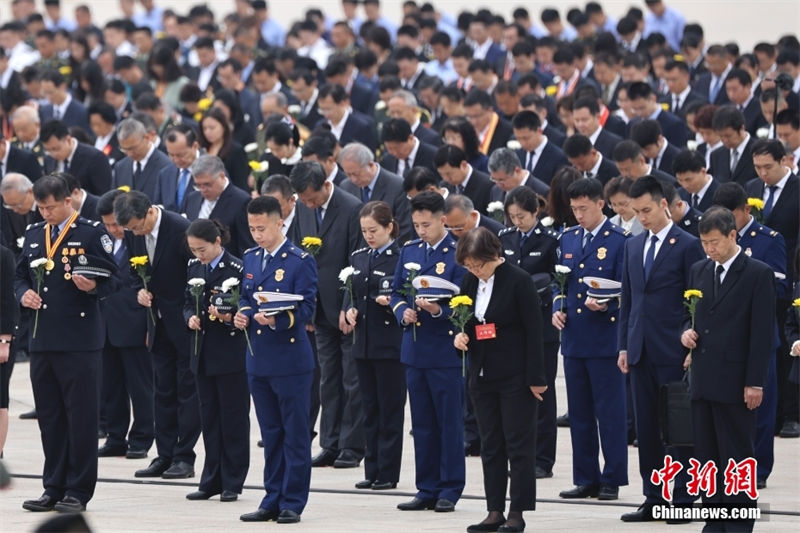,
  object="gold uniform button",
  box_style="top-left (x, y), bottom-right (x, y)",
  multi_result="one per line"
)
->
top-left (448, 330), bottom-right (453, 335)
top-left (290, 337), bottom-right (295, 343)
top-left (258, 286), bottom-right (263, 291)
top-left (579, 263), bottom-right (584, 268)
top-left (577, 278), bottom-right (583, 284)
top-left (257, 329), bottom-right (262, 335)
top-left (577, 293), bottom-right (582, 299)
top-left (415, 322), bottom-right (421, 326)
top-left (610, 317), bottom-right (616, 322)
top-left (576, 308), bottom-right (582, 314)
